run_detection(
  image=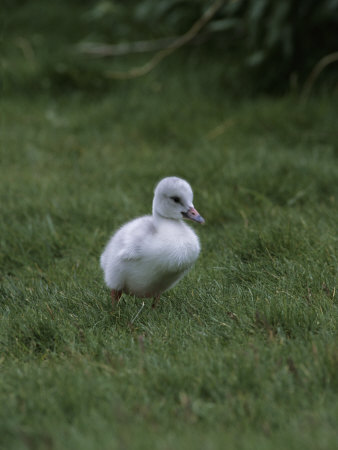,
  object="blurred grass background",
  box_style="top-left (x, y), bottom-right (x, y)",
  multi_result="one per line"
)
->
top-left (1, 1), bottom-right (337, 449)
